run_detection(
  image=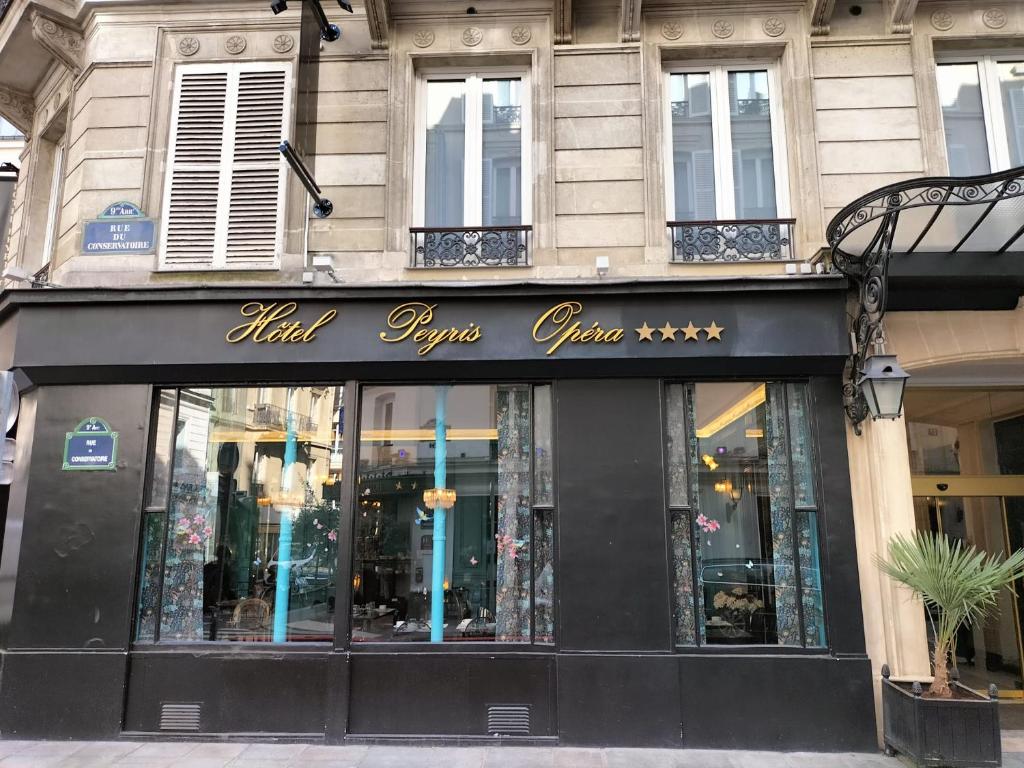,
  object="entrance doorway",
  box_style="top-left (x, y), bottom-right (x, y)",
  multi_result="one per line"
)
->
top-left (905, 389), bottom-right (1024, 712)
